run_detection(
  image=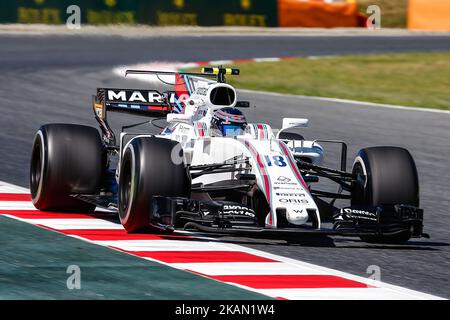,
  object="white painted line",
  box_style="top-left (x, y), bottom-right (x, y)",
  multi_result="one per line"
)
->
top-left (0, 181), bottom-right (29, 193)
top-left (170, 262), bottom-right (326, 275)
top-left (306, 55), bottom-right (337, 60)
top-left (253, 57), bottom-right (281, 62)
top-left (0, 201), bottom-right (36, 210)
top-left (177, 62), bottom-right (201, 69)
top-left (208, 60), bottom-right (234, 66)
top-left (94, 239), bottom-right (238, 252)
top-left (255, 288), bottom-right (436, 300)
